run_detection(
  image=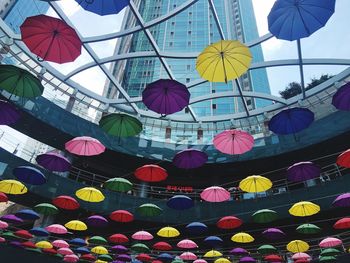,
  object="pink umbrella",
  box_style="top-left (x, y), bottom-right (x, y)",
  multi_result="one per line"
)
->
top-left (292, 253), bottom-right (311, 261)
top-left (0, 237), bottom-right (5, 243)
top-left (65, 136), bottom-right (106, 156)
top-left (193, 260), bottom-right (207, 263)
top-left (46, 224), bottom-right (68, 234)
top-left (213, 129), bottom-right (254, 155)
top-left (52, 239), bottom-right (70, 248)
top-left (0, 220), bottom-right (9, 229)
top-left (180, 252), bottom-right (197, 261)
top-left (63, 254), bottom-right (79, 263)
top-left (132, 230), bottom-right (154, 241)
top-left (58, 247), bottom-right (74, 256)
top-left (177, 239), bottom-right (198, 249)
top-left (200, 186), bottom-right (230, 202)
top-left (319, 237), bottom-right (342, 248)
